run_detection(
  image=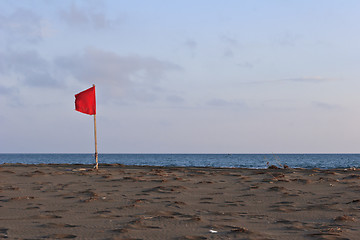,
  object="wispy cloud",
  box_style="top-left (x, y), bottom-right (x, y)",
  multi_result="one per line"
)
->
top-left (220, 35), bottom-right (238, 47)
top-left (280, 77), bottom-right (333, 83)
top-left (236, 62), bottom-right (254, 69)
top-left (206, 98), bottom-right (246, 108)
top-left (0, 49), bottom-right (61, 88)
top-left (55, 48), bottom-right (181, 101)
top-left (0, 85), bottom-right (16, 96)
top-left (277, 31), bottom-right (302, 47)
top-left (240, 77), bottom-right (334, 84)
top-left (184, 39), bottom-right (198, 57)
top-left (60, 2), bottom-right (113, 29)
top-left (223, 49), bottom-right (234, 58)
top-left (220, 35), bottom-right (238, 58)
top-left (166, 95), bottom-right (185, 104)
top-left (312, 101), bottom-right (342, 110)
top-left (184, 39), bottom-right (197, 49)
top-left (0, 8), bottom-right (44, 44)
